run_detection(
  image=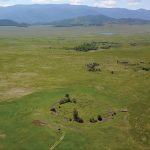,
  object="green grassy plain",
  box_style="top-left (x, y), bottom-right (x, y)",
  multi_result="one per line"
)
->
top-left (0, 24), bottom-right (150, 150)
